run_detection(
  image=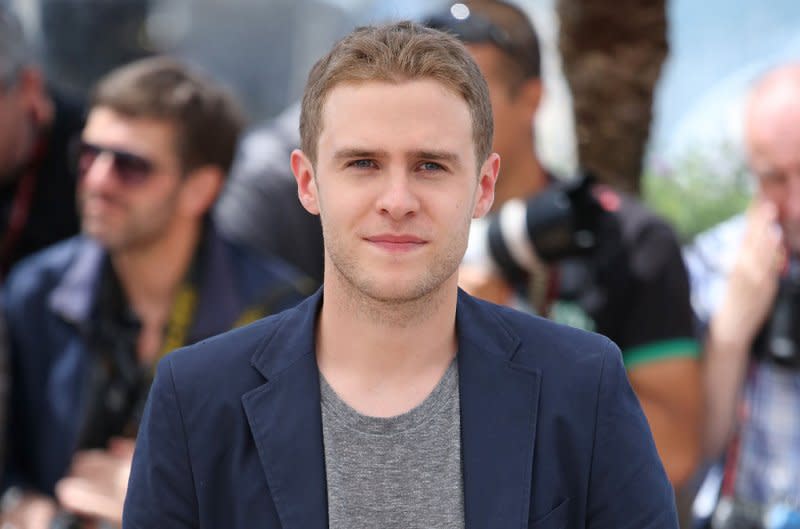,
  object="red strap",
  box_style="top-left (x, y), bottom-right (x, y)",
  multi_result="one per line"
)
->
top-left (720, 365), bottom-right (756, 498)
